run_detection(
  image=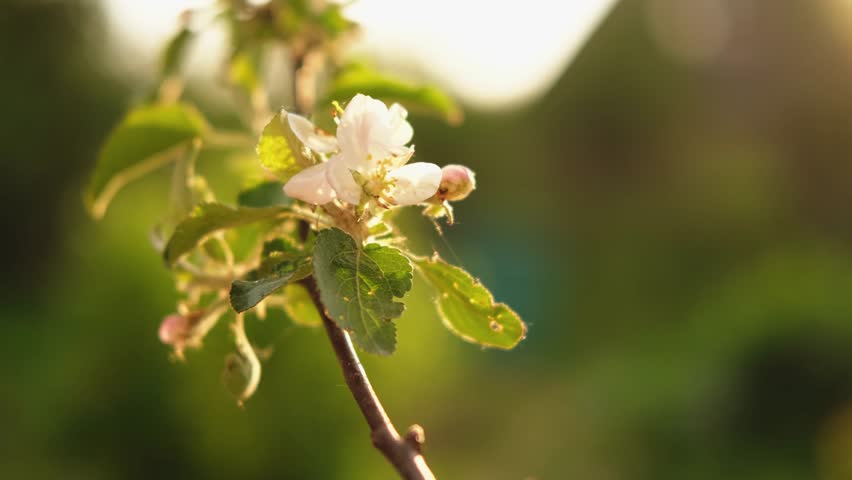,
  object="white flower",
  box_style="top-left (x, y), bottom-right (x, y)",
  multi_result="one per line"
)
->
top-left (282, 114), bottom-right (338, 205)
top-left (282, 94), bottom-right (442, 207)
top-left (282, 162), bottom-right (337, 205)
